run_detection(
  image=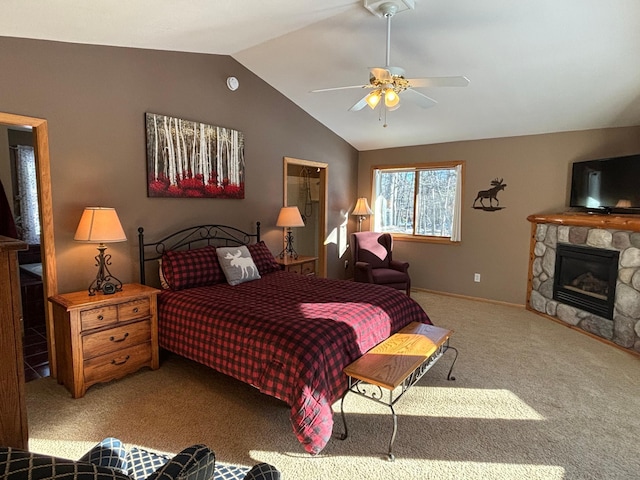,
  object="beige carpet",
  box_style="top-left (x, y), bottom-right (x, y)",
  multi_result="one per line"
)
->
top-left (26, 291), bottom-right (640, 479)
